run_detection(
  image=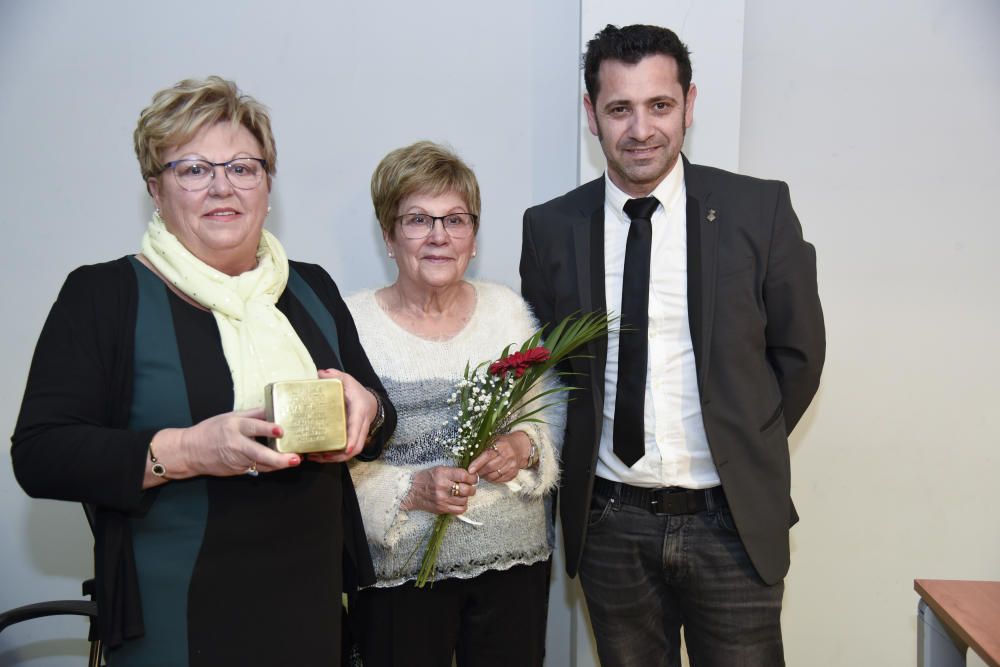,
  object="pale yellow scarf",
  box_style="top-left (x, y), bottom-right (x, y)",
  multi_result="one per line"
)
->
top-left (141, 213), bottom-right (317, 410)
